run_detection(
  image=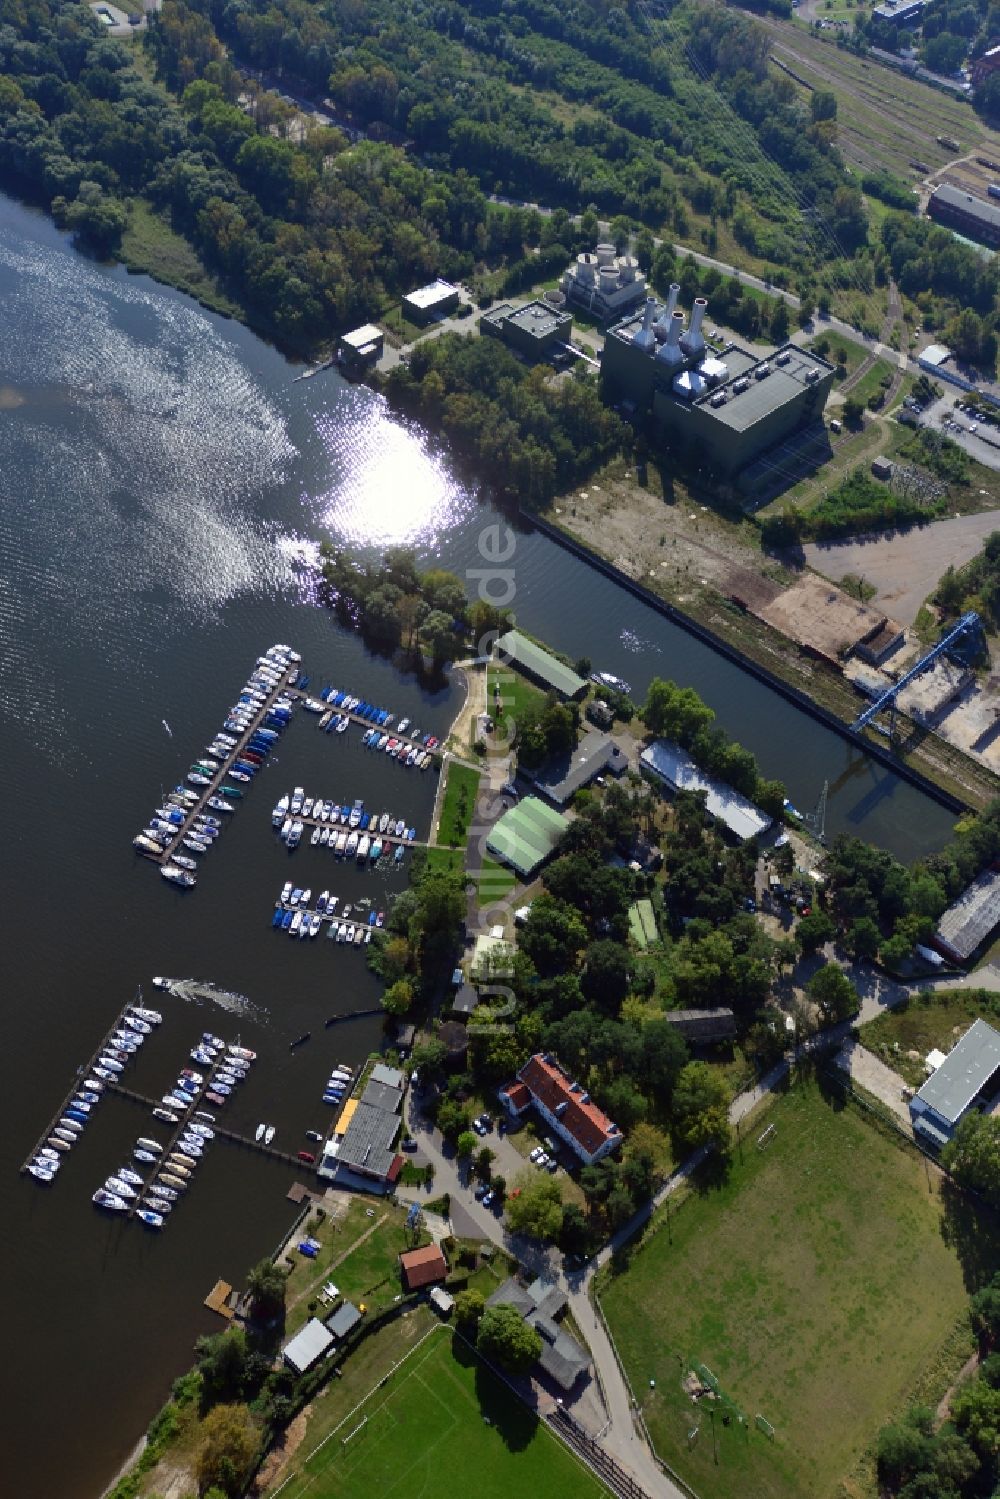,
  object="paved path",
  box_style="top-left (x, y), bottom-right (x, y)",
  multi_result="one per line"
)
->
top-left (833, 1036), bottom-right (913, 1126)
